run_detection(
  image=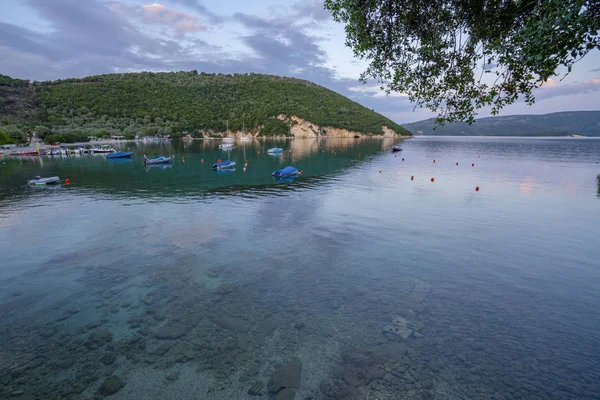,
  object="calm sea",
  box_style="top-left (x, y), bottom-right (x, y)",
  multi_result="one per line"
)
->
top-left (1, 137), bottom-right (599, 400)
